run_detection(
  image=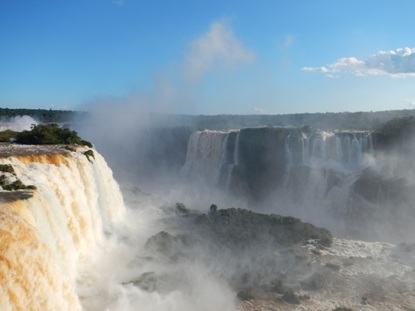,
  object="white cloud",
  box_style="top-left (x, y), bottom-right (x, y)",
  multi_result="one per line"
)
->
top-left (185, 21), bottom-right (255, 80)
top-left (303, 47), bottom-right (415, 78)
top-left (302, 66), bottom-right (330, 73)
